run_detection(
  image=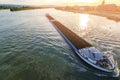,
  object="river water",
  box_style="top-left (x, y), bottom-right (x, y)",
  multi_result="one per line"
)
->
top-left (0, 9), bottom-right (119, 80)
